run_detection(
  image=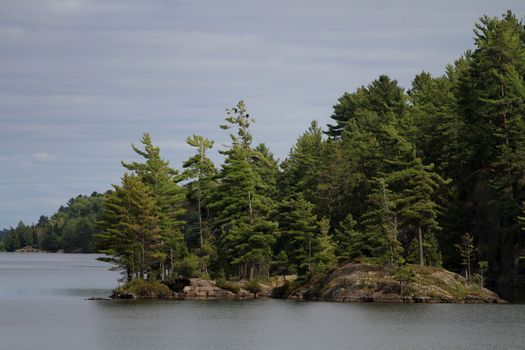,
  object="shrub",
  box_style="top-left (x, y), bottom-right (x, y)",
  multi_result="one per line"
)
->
top-left (215, 279), bottom-right (240, 294)
top-left (175, 254), bottom-right (201, 278)
top-left (117, 279), bottom-right (172, 298)
top-left (244, 280), bottom-right (262, 297)
top-left (394, 266), bottom-right (416, 295)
